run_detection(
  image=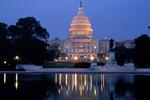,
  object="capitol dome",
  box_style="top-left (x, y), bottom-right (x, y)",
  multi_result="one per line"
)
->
top-left (69, 3), bottom-right (93, 39)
